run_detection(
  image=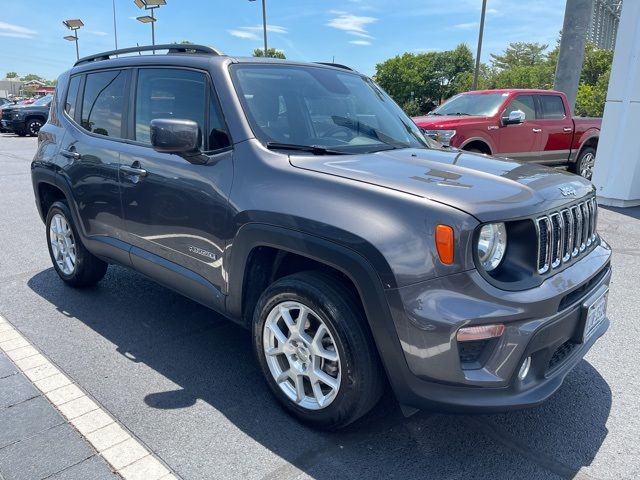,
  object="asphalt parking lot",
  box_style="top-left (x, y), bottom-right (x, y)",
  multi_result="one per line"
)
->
top-left (0, 133), bottom-right (638, 480)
